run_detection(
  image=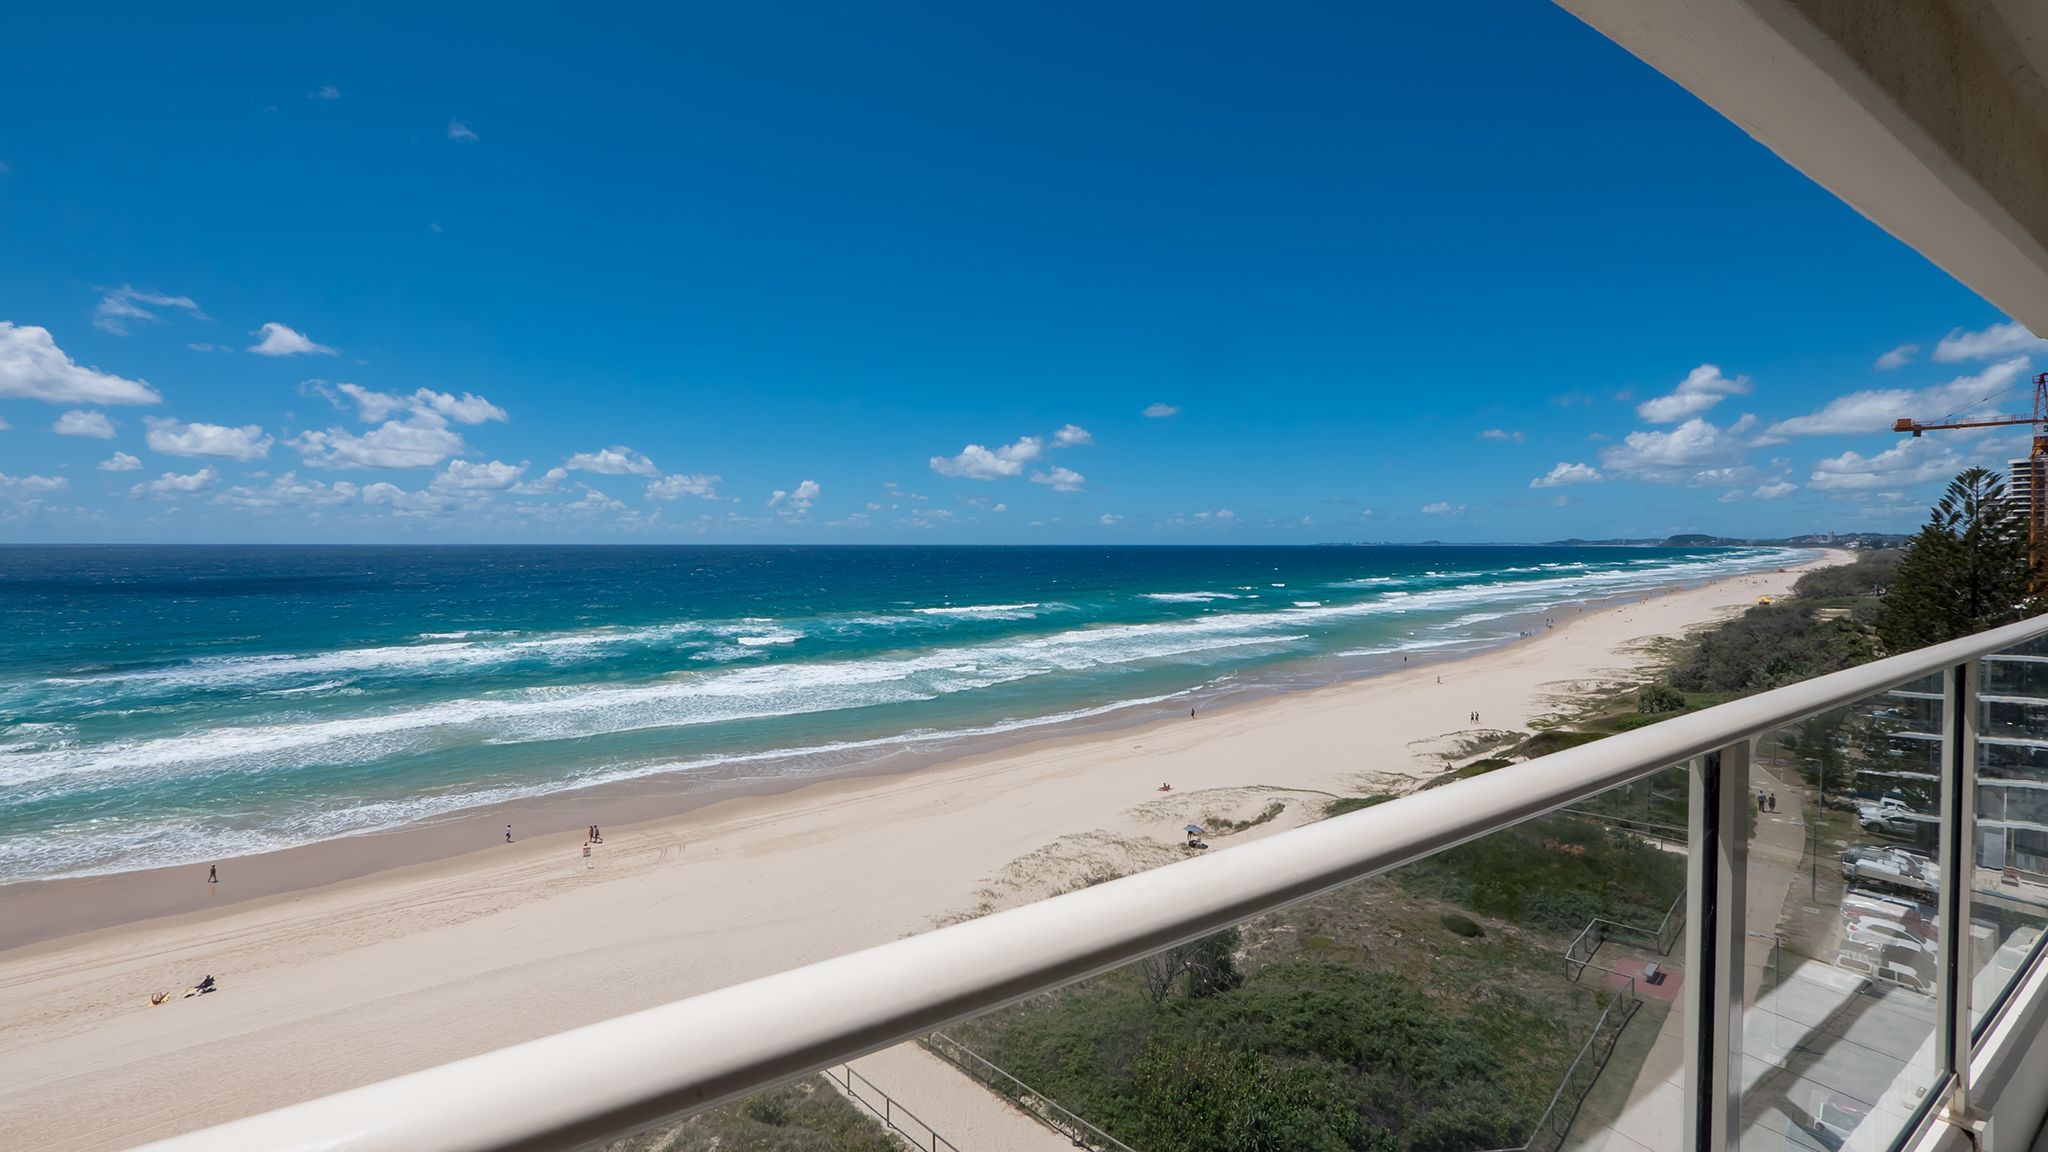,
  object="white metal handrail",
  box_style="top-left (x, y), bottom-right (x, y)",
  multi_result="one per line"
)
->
top-left (134, 614), bottom-right (2048, 1152)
